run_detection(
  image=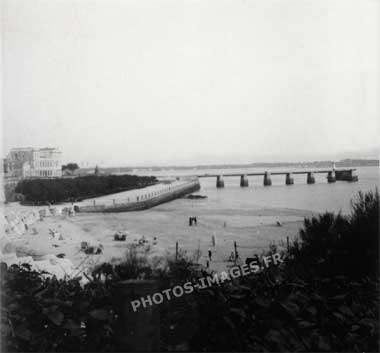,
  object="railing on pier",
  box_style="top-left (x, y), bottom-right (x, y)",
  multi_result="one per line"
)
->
top-left (77, 179), bottom-right (200, 212)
